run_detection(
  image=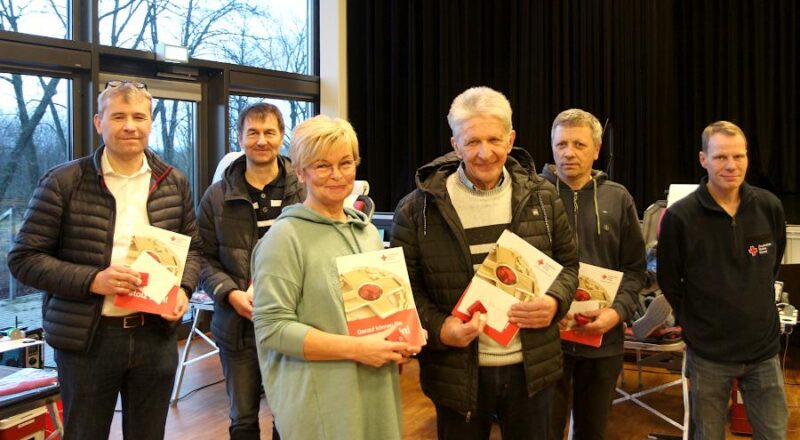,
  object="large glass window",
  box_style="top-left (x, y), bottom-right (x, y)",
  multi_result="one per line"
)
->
top-left (98, 74), bottom-right (201, 191)
top-left (229, 95), bottom-right (312, 155)
top-left (150, 98), bottom-right (196, 186)
top-left (0, 0), bottom-right (69, 39)
top-left (98, 0), bottom-right (310, 74)
top-left (0, 72), bottom-right (71, 329)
